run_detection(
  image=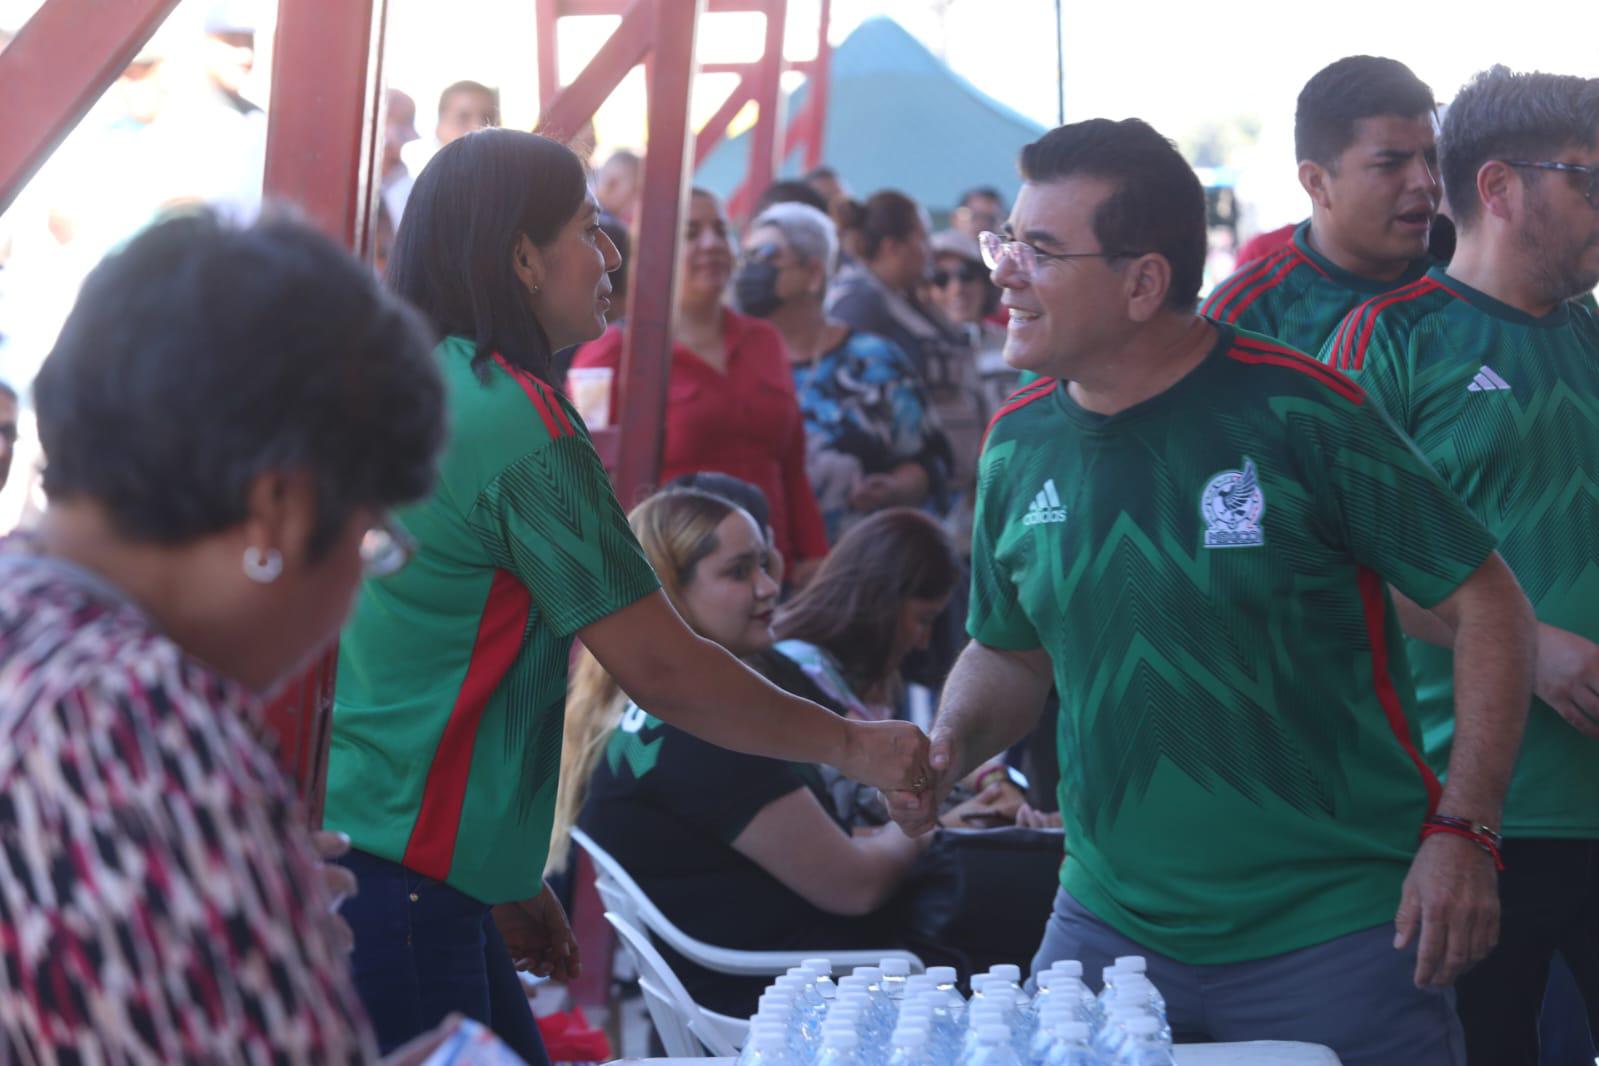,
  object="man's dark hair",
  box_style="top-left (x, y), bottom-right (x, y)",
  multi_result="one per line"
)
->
top-left (755, 179), bottom-right (830, 216)
top-left (1295, 56), bottom-right (1434, 167)
top-left (34, 209), bottom-right (444, 558)
top-left (1440, 66), bottom-right (1599, 227)
top-left (438, 79), bottom-right (500, 123)
top-left (832, 190), bottom-right (921, 261)
top-left (959, 185), bottom-right (1003, 208)
top-left (804, 165), bottom-right (838, 182)
top-left (1019, 118), bottom-right (1208, 312)
top-left (390, 128), bottom-right (589, 380)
